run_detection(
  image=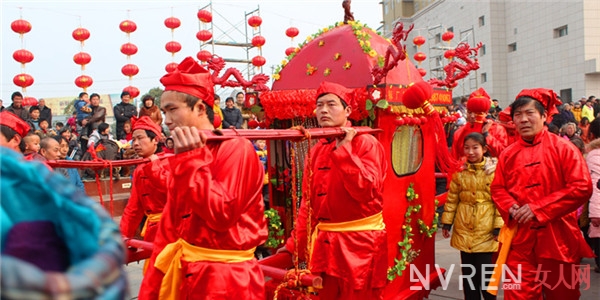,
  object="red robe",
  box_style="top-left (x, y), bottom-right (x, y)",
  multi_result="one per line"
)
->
top-left (285, 134), bottom-right (388, 294)
top-left (139, 138), bottom-right (267, 300)
top-left (491, 129), bottom-right (594, 297)
top-left (452, 121), bottom-right (508, 160)
top-left (120, 154), bottom-right (171, 242)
